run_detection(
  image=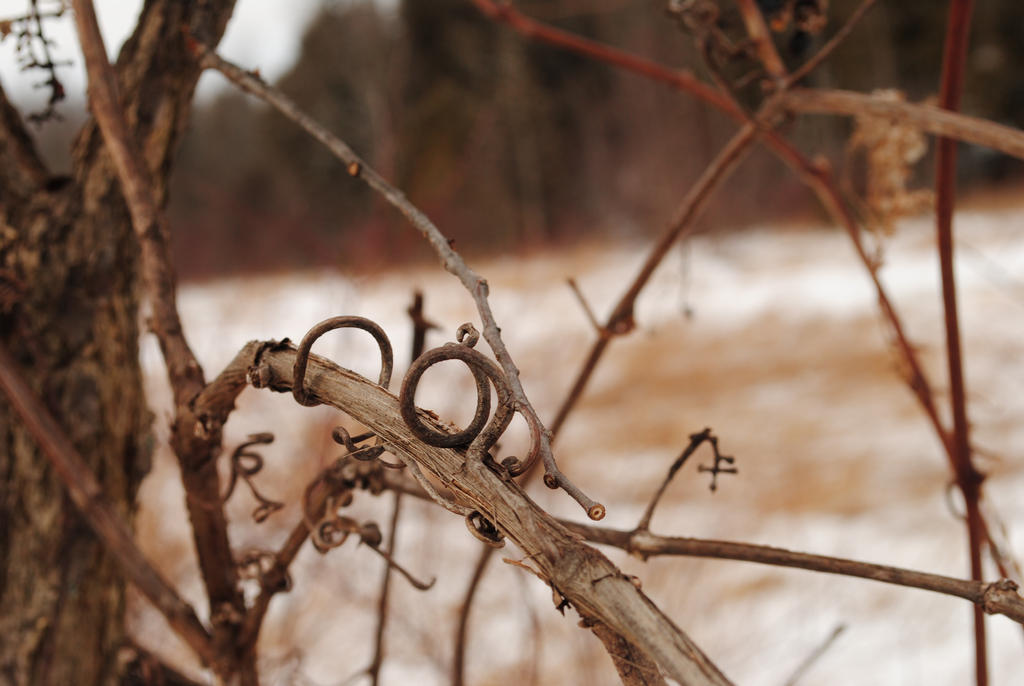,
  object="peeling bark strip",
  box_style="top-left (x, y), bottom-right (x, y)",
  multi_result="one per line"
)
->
top-left (241, 341), bottom-right (733, 686)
